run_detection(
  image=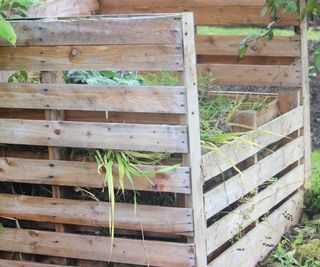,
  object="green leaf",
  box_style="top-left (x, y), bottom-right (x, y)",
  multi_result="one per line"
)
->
top-left (261, 4), bottom-right (270, 17)
top-left (0, 17), bottom-right (16, 45)
top-left (285, 1), bottom-right (298, 14)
